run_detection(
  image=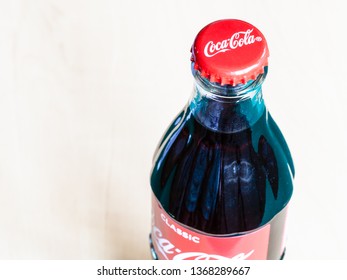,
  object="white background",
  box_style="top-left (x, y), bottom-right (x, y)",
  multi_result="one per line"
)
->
top-left (0, 0), bottom-right (346, 260)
